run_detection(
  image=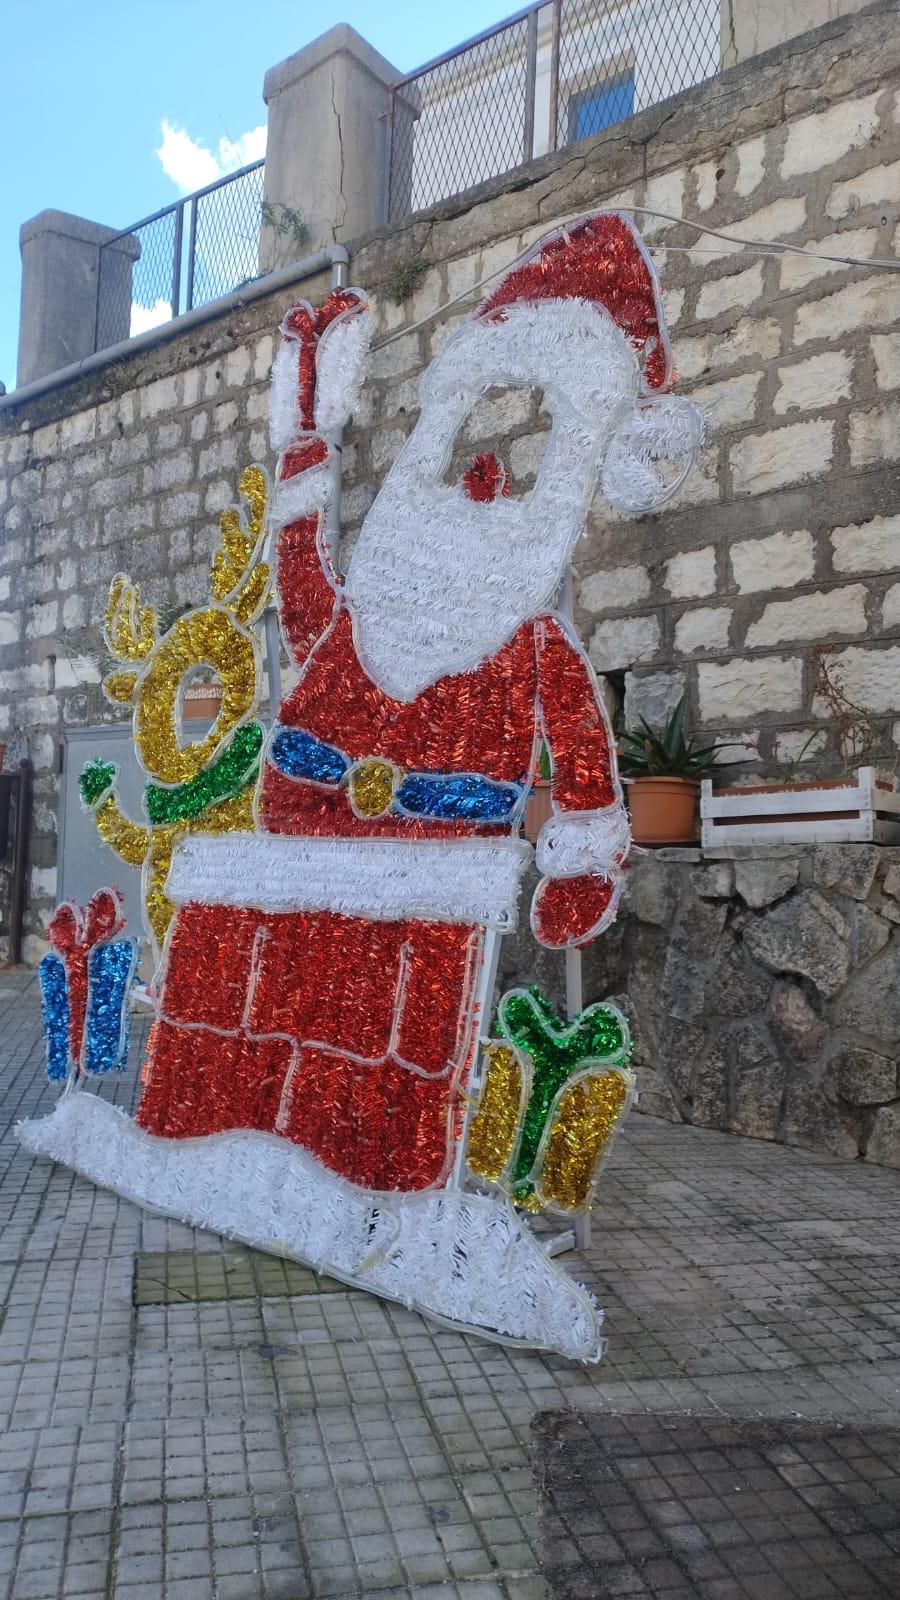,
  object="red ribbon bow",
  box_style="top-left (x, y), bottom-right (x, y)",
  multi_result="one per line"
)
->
top-left (47, 888), bottom-right (126, 1066)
